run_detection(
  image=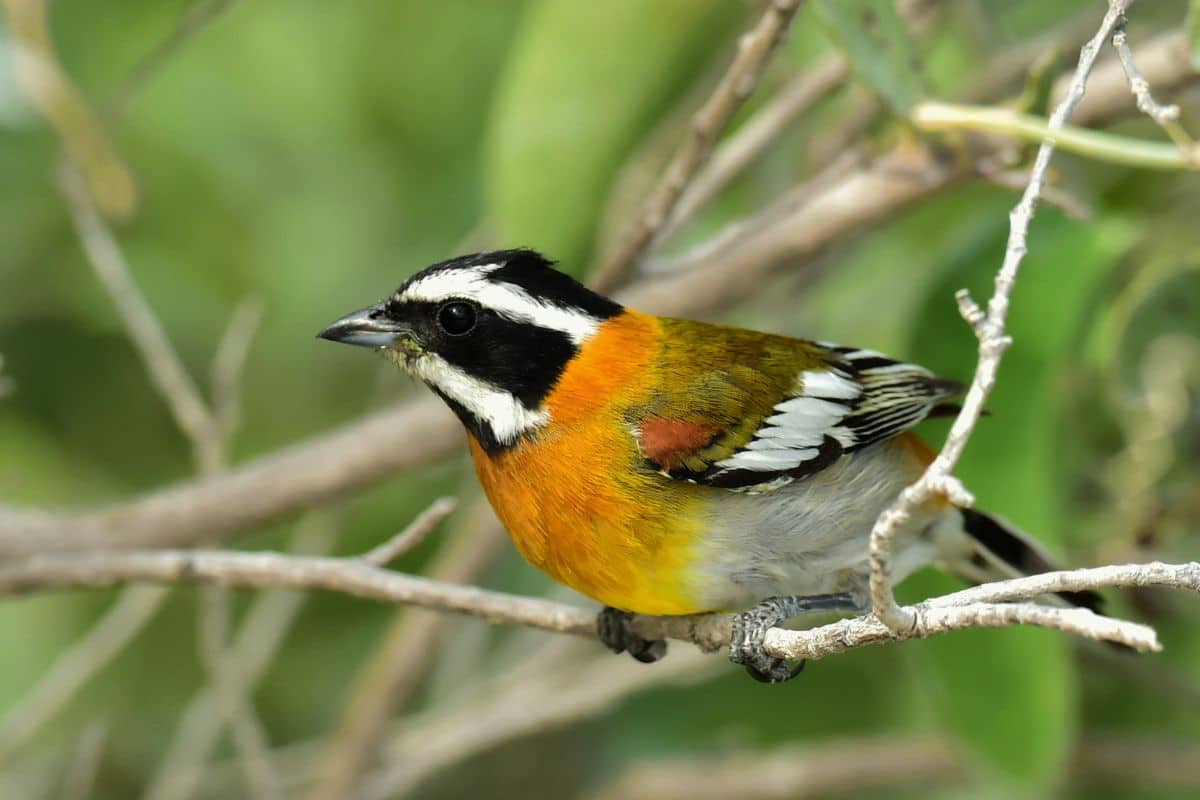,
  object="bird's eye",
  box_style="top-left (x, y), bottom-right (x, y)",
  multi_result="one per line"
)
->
top-left (437, 301), bottom-right (477, 336)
